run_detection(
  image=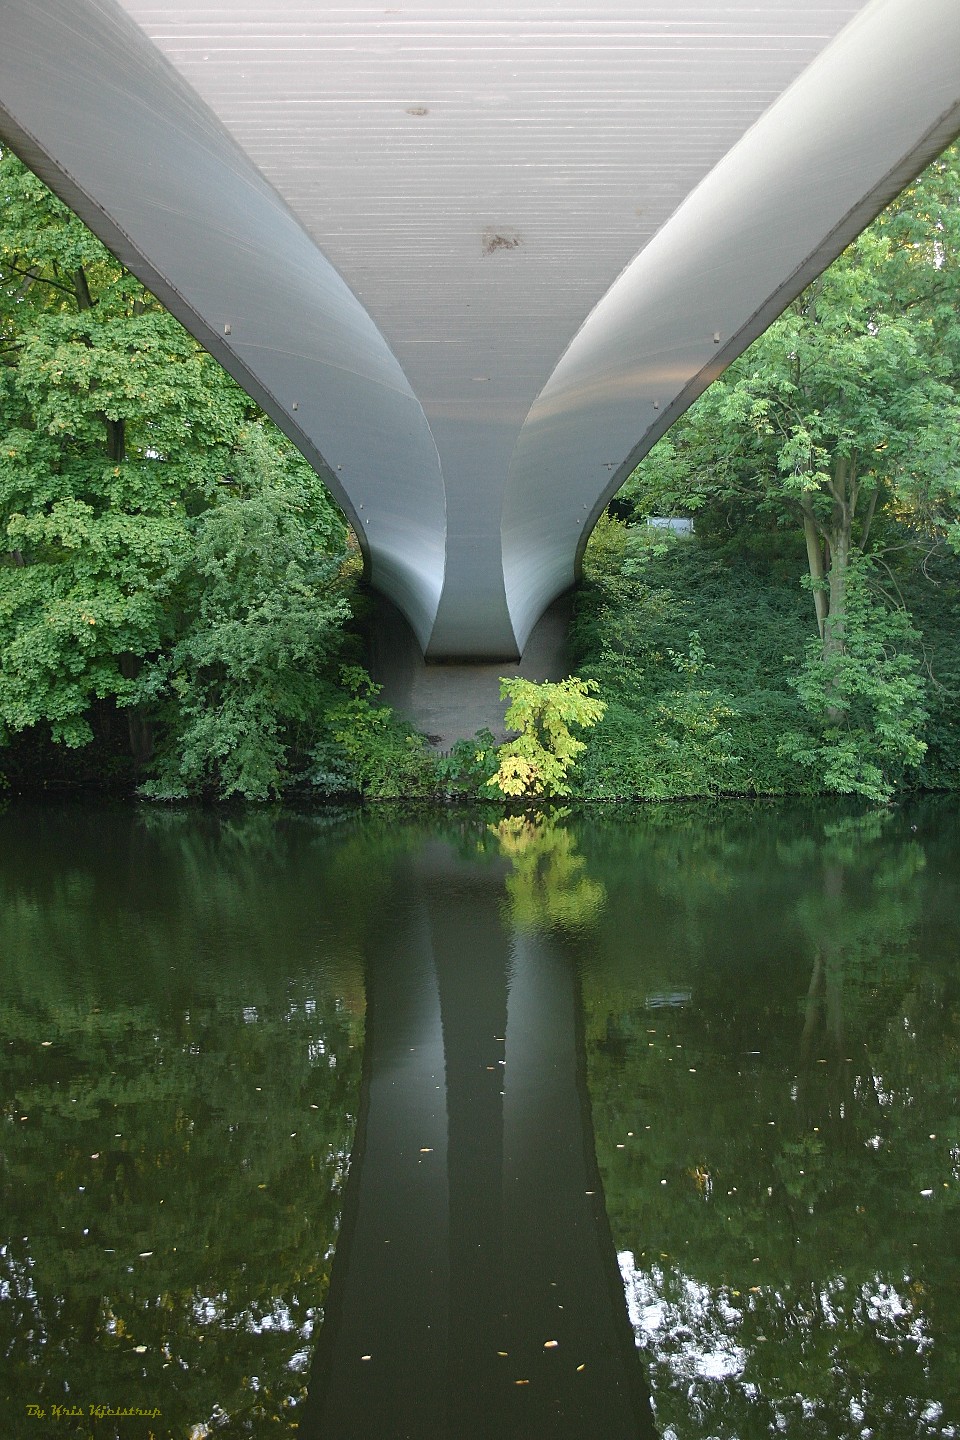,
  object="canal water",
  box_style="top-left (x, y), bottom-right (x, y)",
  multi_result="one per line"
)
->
top-left (2, 799), bottom-right (958, 1439)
